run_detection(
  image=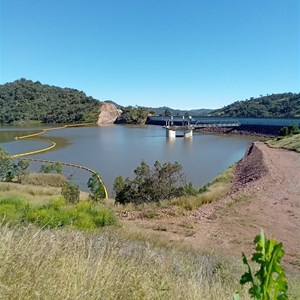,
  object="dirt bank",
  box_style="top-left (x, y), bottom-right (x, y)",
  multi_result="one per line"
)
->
top-left (195, 125), bottom-right (279, 137)
top-left (122, 142), bottom-right (300, 273)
